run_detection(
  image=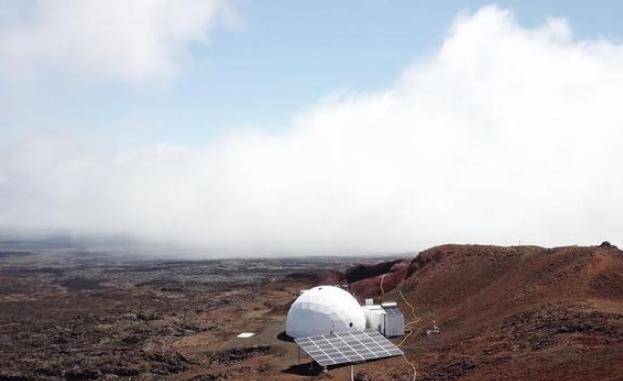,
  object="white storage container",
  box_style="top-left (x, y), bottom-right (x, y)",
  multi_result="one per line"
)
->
top-left (363, 302), bottom-right (404, 337)
top-left (382, 306), bottom-right (405, 337)
top-left (362, 305), bottom-right (385, 332)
